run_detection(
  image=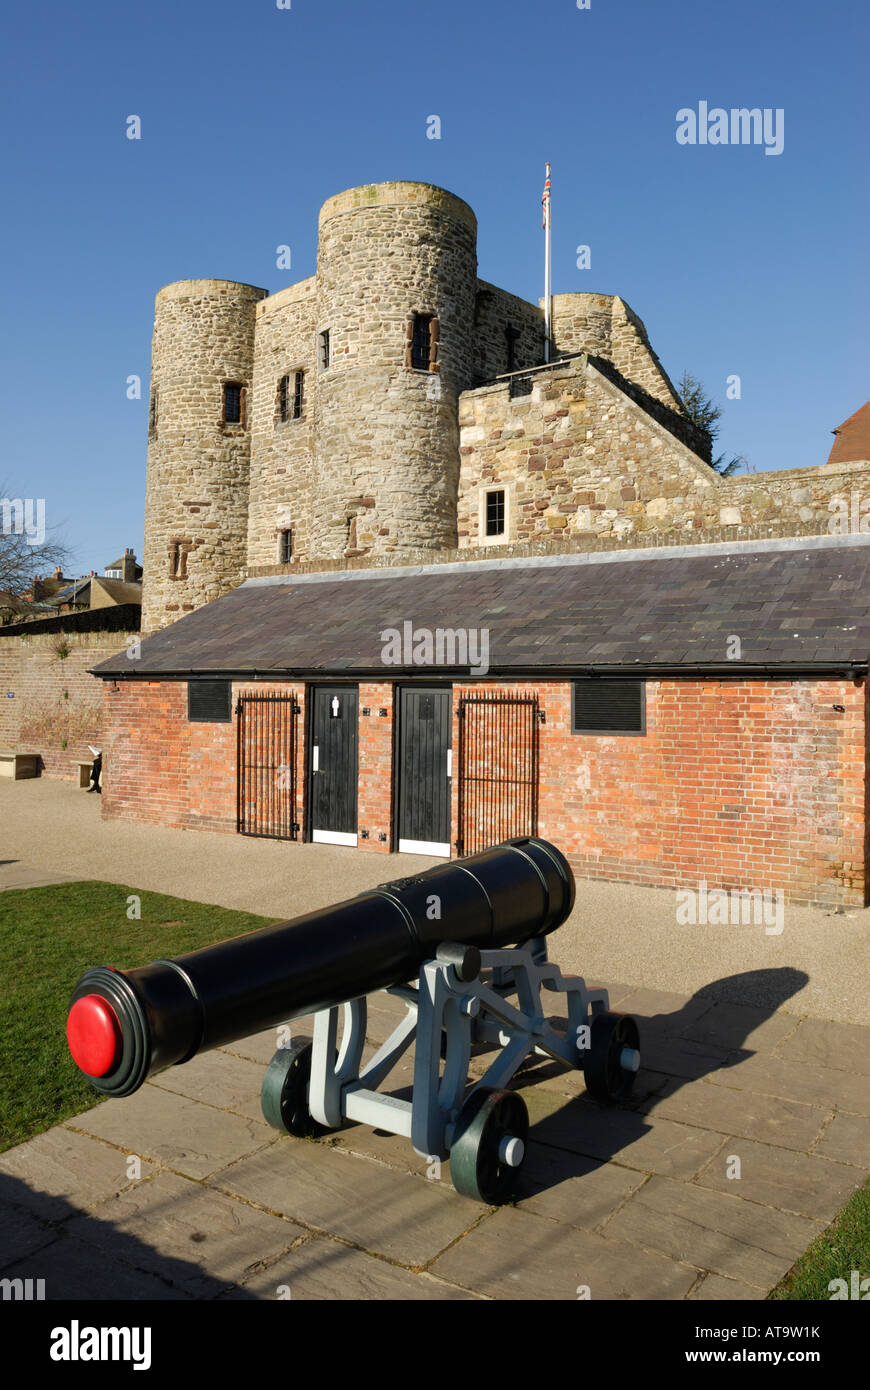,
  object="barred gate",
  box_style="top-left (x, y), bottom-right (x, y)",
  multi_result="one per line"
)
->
top-left (236, 691), bottom-right (301, 840)
top-left (456, 693), bottom-right (540, 855)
